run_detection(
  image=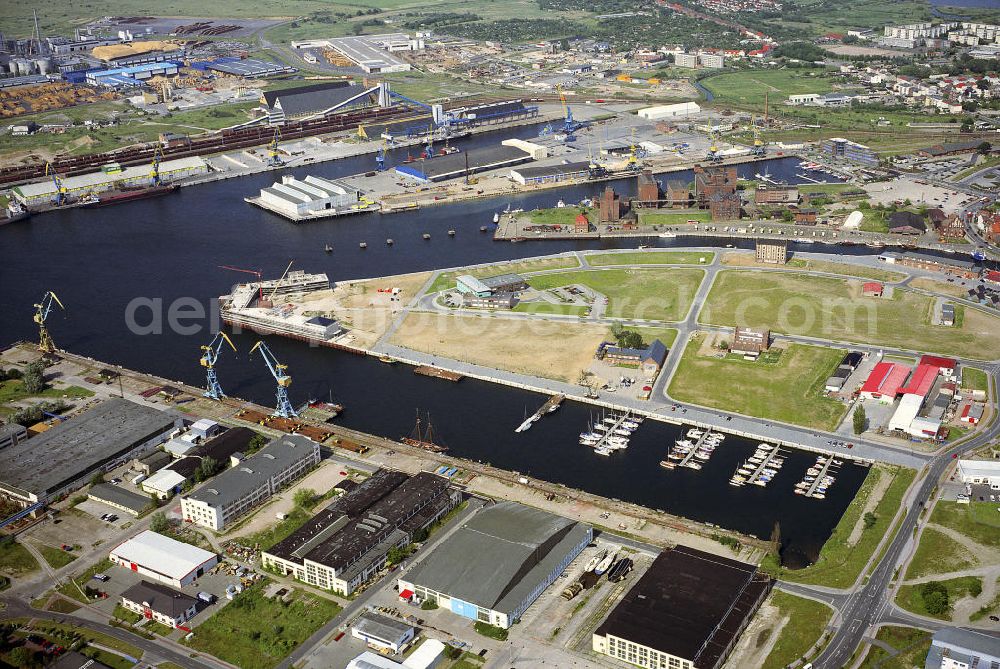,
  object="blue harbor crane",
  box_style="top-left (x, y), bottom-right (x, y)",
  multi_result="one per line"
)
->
top-left (33, 290), bottom-right (64, 354)
top-left (149, 147), bottom-right (162, 186)
top-left (45, 162), bottom-right (67, 206)
top-left (267, 127), bottom-right (283, 167)
top-left (250, 340), bottom-right (296, 417)
top-left (200, 332), bottom-right (237, 400)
